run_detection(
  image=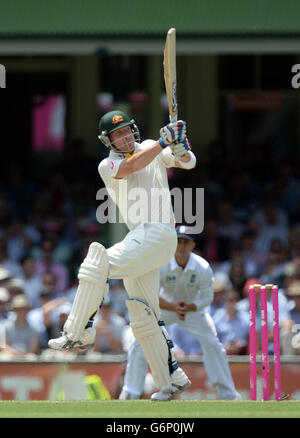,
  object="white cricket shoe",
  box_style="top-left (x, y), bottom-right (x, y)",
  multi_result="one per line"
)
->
top-left (48, 327), bottom-right (96, 351)
top-left (150, 367), bottom-right (191, 401)
top-left (170, 367), bottom-right (192, 394)
top-left (150, 390), bottom-right (174, 401)
top-left (119, 390), bottom-right (140, 400)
